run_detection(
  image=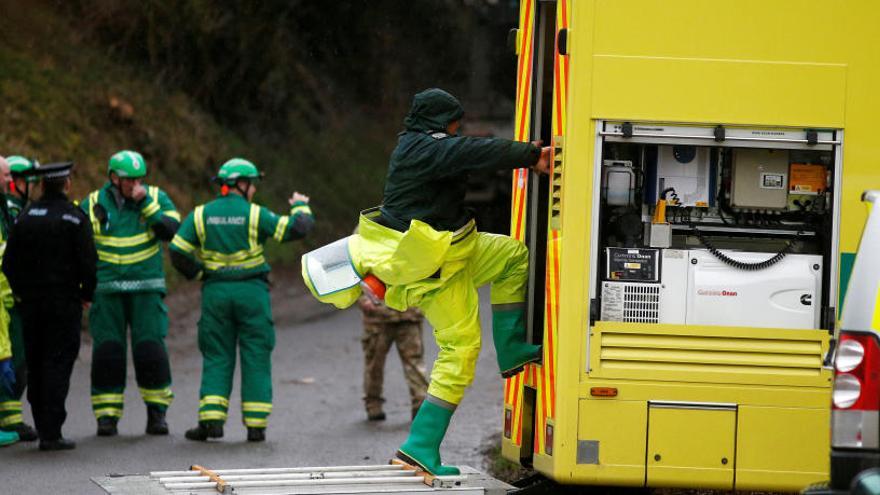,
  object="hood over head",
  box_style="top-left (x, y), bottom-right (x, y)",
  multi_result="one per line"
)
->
top-left (403, 88), bottom-right (464, 133)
